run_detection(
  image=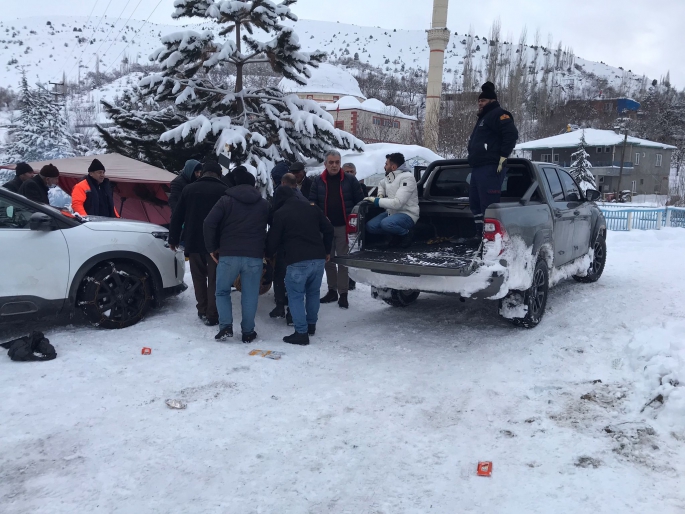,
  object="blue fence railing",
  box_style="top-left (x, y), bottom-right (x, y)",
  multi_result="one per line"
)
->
top-left (599, 207), bottom-right (685, 231)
